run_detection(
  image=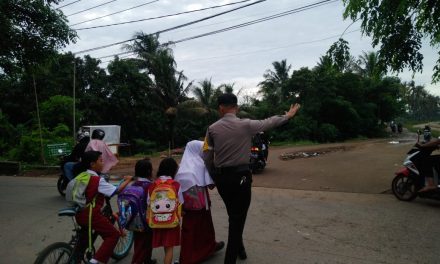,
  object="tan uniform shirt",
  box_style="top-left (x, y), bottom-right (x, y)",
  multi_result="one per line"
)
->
top-left (203, 113), bottom-right (288, 171)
